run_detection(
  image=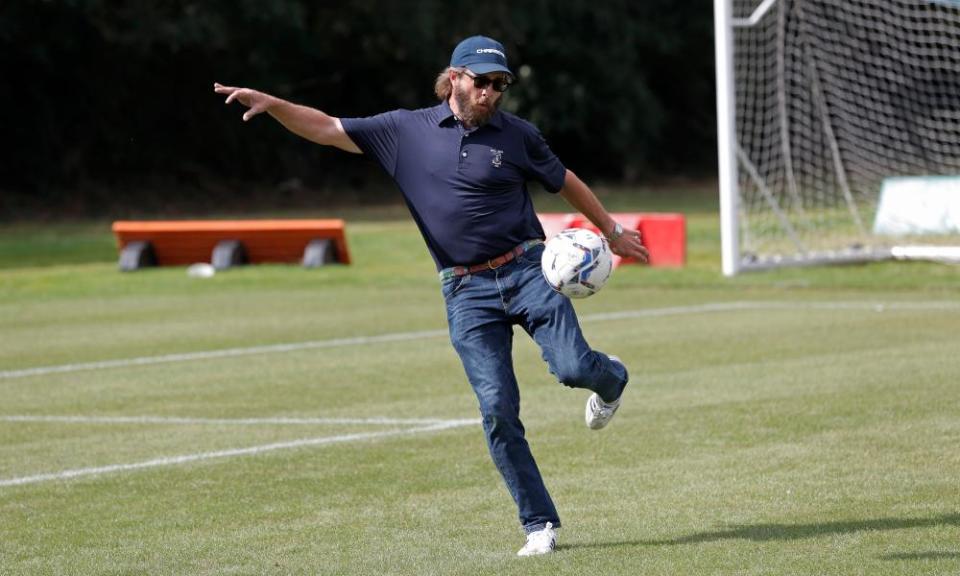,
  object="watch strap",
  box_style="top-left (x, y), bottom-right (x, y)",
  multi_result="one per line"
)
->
top-left (607, 222), bottom-right (624, 241)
